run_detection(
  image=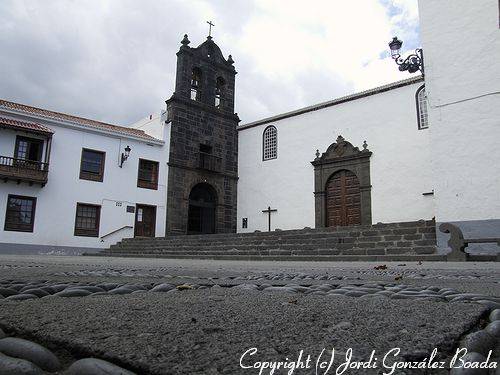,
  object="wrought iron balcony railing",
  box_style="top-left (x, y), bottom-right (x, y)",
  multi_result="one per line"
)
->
top-left (0, 155), bottom-right (49, 186)
top-left (199, 152), bottom-right (222, 173)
